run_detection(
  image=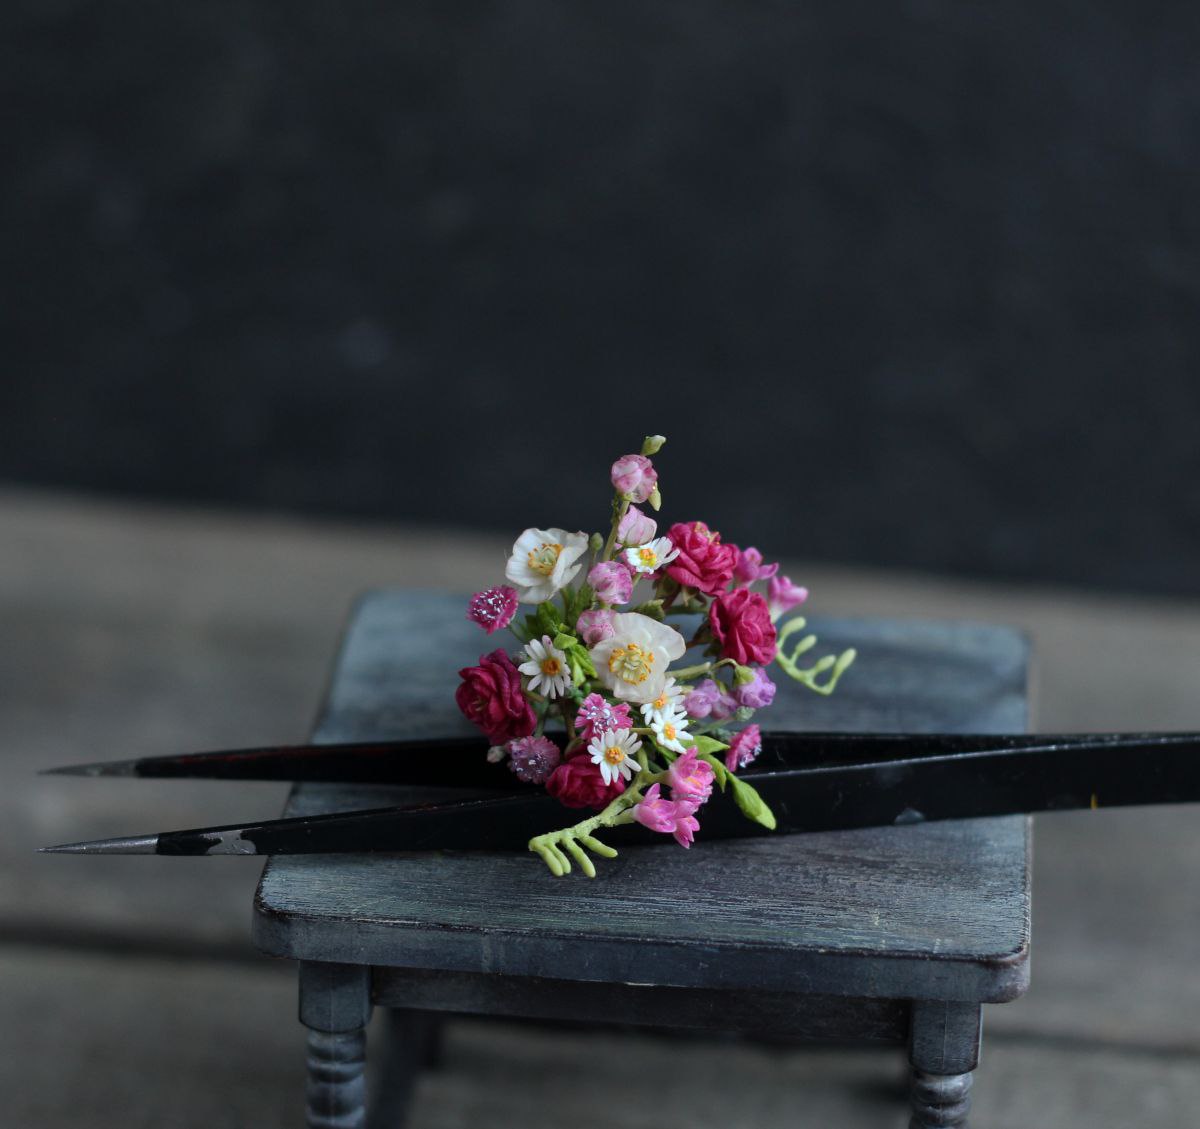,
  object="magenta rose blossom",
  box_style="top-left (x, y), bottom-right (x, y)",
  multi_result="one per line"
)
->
top-left (546, 753), bottom-right (626, 810)
top-left (455, 649), bottom-right (537, 745)
top-left (709, 588), bottom-right (778, 665)
top-left (467, 585), bottom-right (519, 635)
top-left (588, 560), bottom-right (634, 606)
top-left (610, 454), bottom-right (658, 503)
top-left (664, 521), bottom-right (739, 595)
